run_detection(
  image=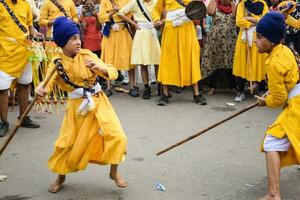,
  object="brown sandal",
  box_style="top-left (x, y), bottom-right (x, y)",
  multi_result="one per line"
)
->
top-left (110, 174), bottom-right (128, 188)
top-left (48, 184), bottom-right (64, 193)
